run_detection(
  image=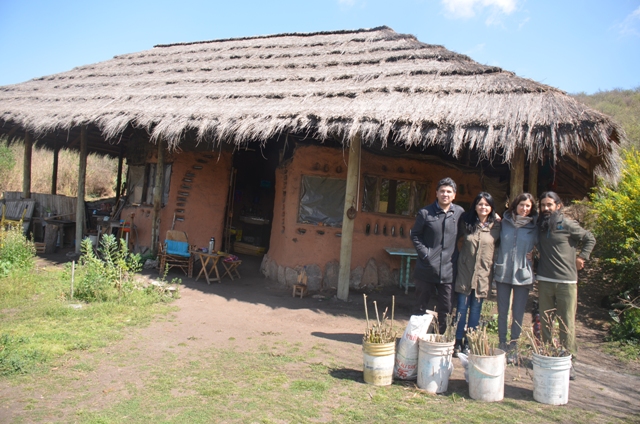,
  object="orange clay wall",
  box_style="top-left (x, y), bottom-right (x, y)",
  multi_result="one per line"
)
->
top-left (262, 144), bottom-right (484, 290)
top-left (122, 150), bottom-right (232, 253)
